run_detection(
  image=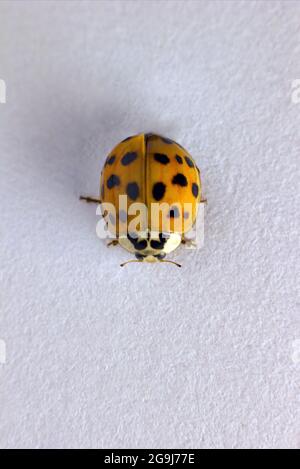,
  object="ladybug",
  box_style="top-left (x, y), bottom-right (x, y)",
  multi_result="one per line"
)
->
top-left (80, 133), bottom-right (205, 267)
